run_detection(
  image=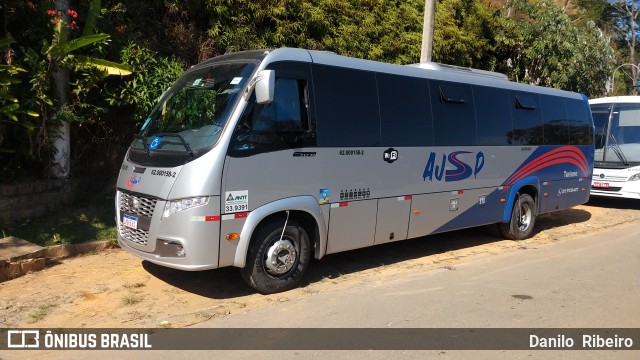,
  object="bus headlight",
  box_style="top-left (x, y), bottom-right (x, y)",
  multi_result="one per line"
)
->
top-left (162, 196), bottom-right (209, 219)
top-left (629, 173), bottom-right (640, 182)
